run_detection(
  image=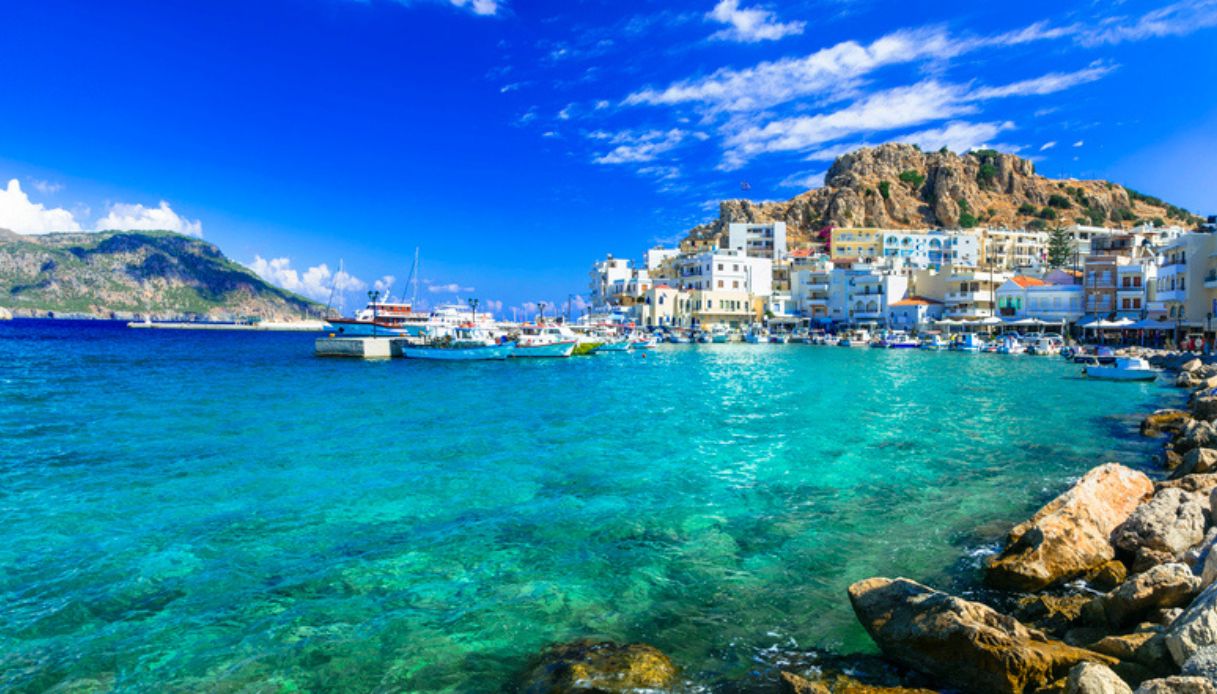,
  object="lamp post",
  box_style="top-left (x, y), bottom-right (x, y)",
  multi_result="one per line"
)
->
top-left (367, 290), bottom-right (380, 337)
top-left (538, 301), bottom-right (546, 323)
top-left (468, 298), bottom-right (480, 326)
